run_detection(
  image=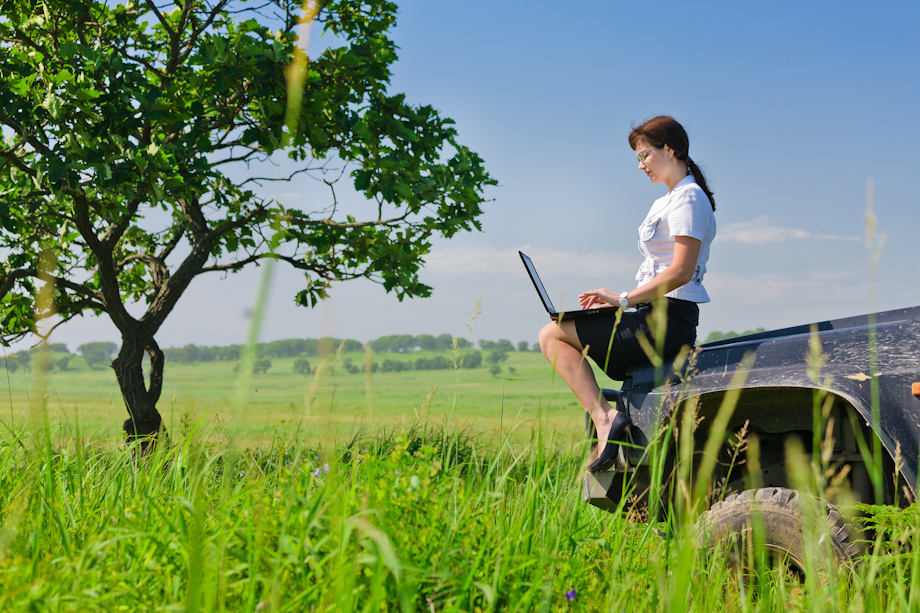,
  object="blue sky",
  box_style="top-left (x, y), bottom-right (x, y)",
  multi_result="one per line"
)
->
top-left (31, 0), bottom-right (920, 352)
